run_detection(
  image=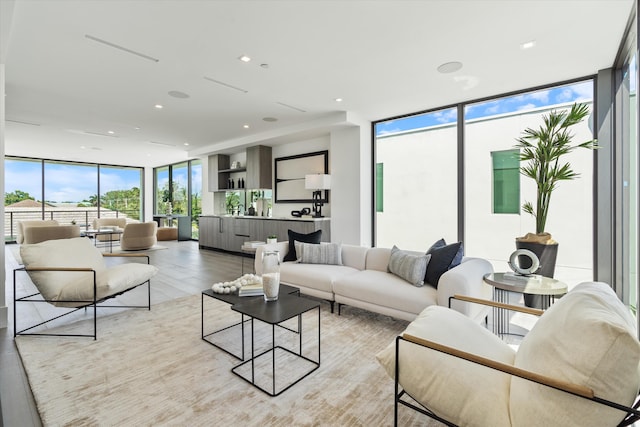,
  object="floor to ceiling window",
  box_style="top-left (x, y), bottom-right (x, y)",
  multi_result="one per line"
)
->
top-left (373, 80), bottom-right (596, 287)
top-left (374, 107), bottom-right (458, 250)
top-left (4, 157), bottom-right (144, 241)
top-left (617, 16), bottom-right (638, 313)
top-left (153, 159), bottom-right (202, 239)
top-left (191, 159), bottom-right (202, 239)
top-left (464, 81), bottom-right (595, 284)
top-left (99, 165), bottom-right (144, 221)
